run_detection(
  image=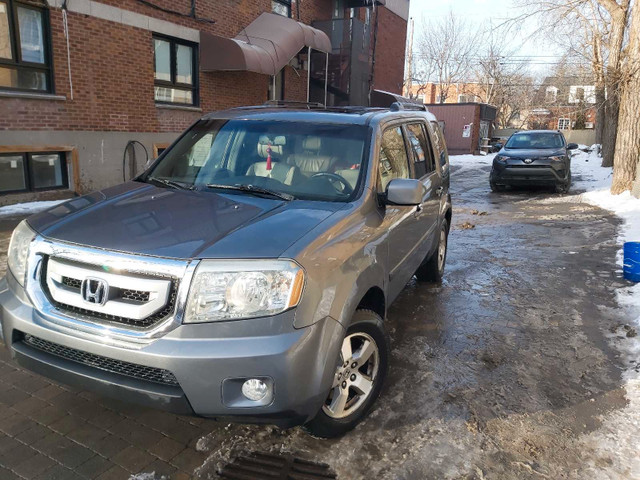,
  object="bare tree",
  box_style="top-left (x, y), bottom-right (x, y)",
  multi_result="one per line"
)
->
top-left (414, 11), bottom-right (478, 103)
top-left (514, 0), bottom-right (630, 167)
top-left (611, 3), bottom-right (640, 195)
top-left (472, 36), bottom-right (537, 129)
